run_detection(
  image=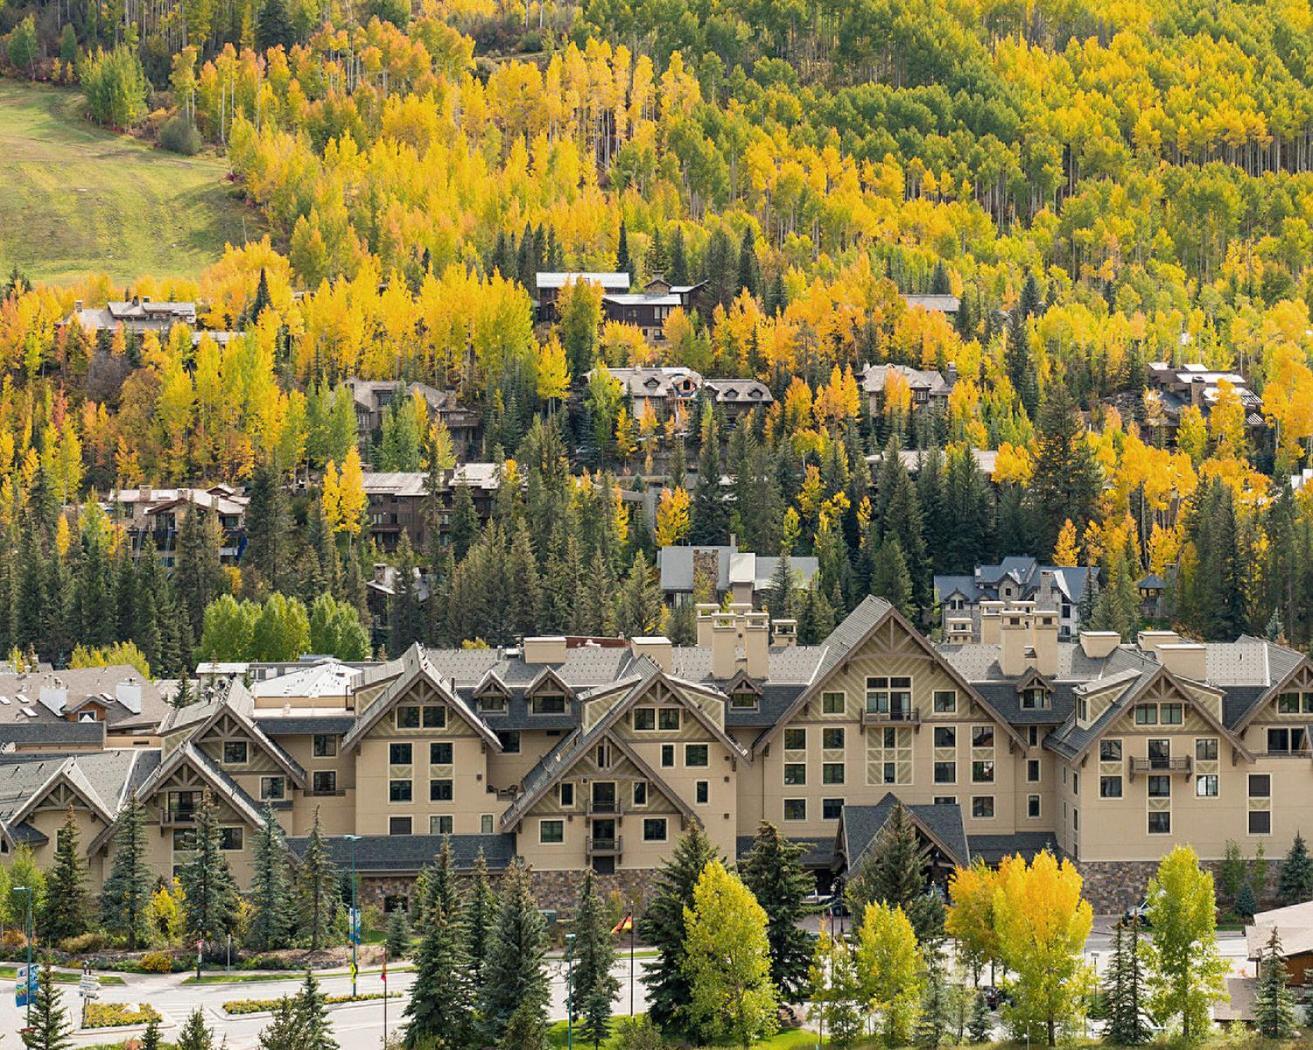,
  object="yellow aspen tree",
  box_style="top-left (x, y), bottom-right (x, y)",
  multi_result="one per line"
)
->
top-left (322, 459), bottom-right (342, 533)
top-left (655, 486), bottom-right (691, 547)
top-left (1052, 519), bottom-right (1079, 566)
top-left (336, 445), bottom-right (368, 536)
top-left (854, 902), bottom-right (922, 1046)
